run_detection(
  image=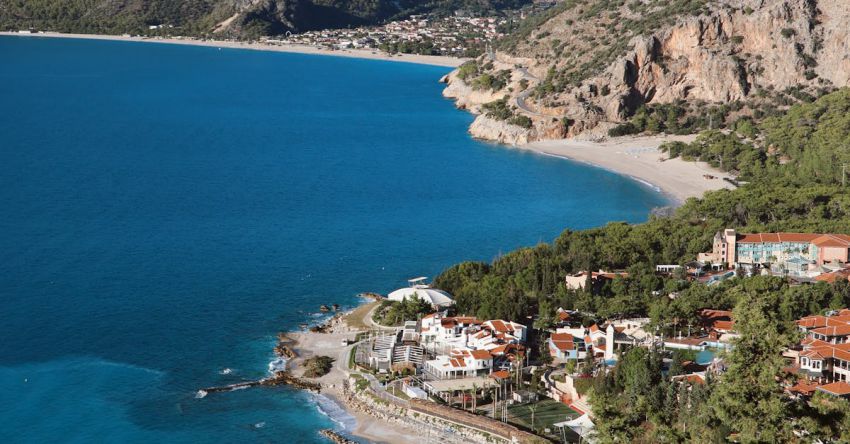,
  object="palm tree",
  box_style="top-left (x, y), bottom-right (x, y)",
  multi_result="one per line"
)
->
top-left (491, 386), bottom-right (498, 418)
top-left (529, 403), bottom-right (538, 431)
